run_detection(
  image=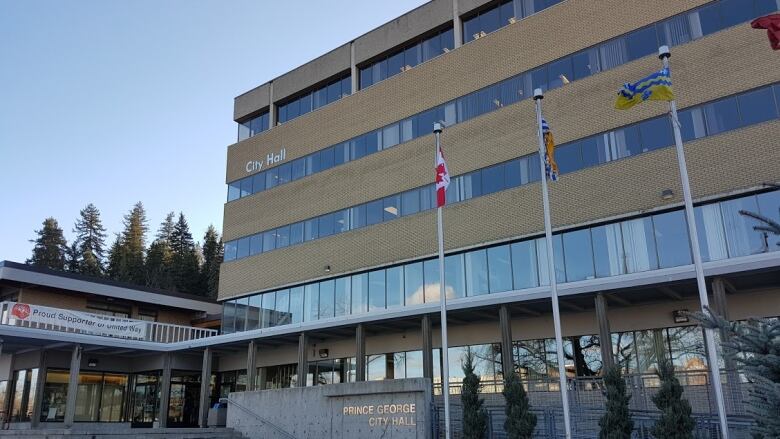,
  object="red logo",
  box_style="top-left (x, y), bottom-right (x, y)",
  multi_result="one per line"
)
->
top-left (11, 304), bottom-right (30, 320)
